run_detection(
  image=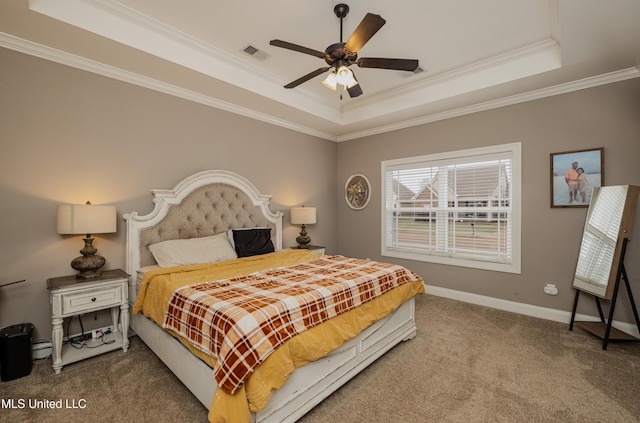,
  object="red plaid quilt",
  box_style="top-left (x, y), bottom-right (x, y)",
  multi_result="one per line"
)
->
top-left (162, 255), bottom-right (422, 394)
